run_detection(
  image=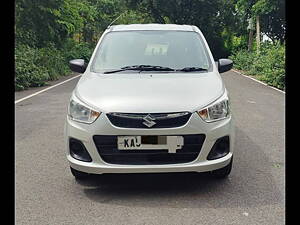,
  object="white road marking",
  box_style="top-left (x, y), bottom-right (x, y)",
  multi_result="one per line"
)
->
top-left (232, 69), bottom-right (285, 94)
top-left (15, 74), bottom-right (82, 104)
